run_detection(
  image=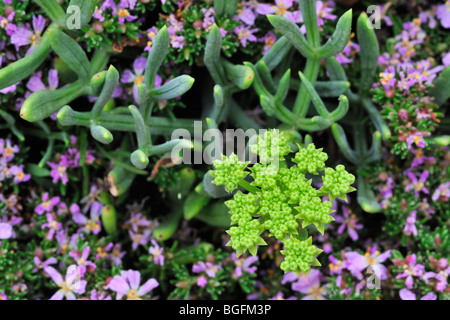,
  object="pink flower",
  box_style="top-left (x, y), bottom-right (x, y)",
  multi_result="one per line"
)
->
top-left (0, 223), bottom-right (12, 239)
top-left (149, 239), bottom-right (164, 266)
top-left (45, 265), bottom-right (87, 300)
top-left (396, 254), bottom-right (425, 289)
top-left (335, 206), bottom-right (363, 241)
top-left (234, 25), bottom-right (258, 47)
top-left (105, 270), bottom-right (158, 300)
top-left (399, 288), bottom-right (436, 300)
top-left (345, 247), bottom-right (391, 280)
